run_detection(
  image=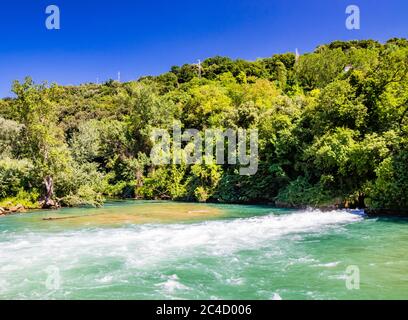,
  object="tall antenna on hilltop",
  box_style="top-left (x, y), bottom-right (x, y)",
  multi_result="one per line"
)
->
top-left (117, 71), bottom-right (121, 83)
top-left (197, 59), bottom-right (202, 78)
top-left (295, 48), bottom-right (300, 63)
top-left (96, 77), bottom-right (99, 85)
